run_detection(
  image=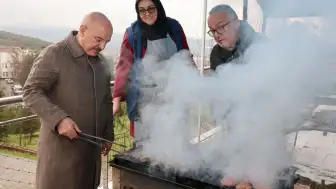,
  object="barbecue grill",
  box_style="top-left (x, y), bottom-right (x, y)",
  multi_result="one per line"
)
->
top-left (109, 148), bottom-right (299, 189)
